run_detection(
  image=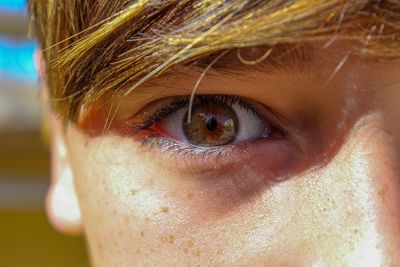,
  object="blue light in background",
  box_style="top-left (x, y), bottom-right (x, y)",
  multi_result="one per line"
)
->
top-left (0, 36), bottom-right (37, 80)
top-left (0, 0), bottom-right (26, 12)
